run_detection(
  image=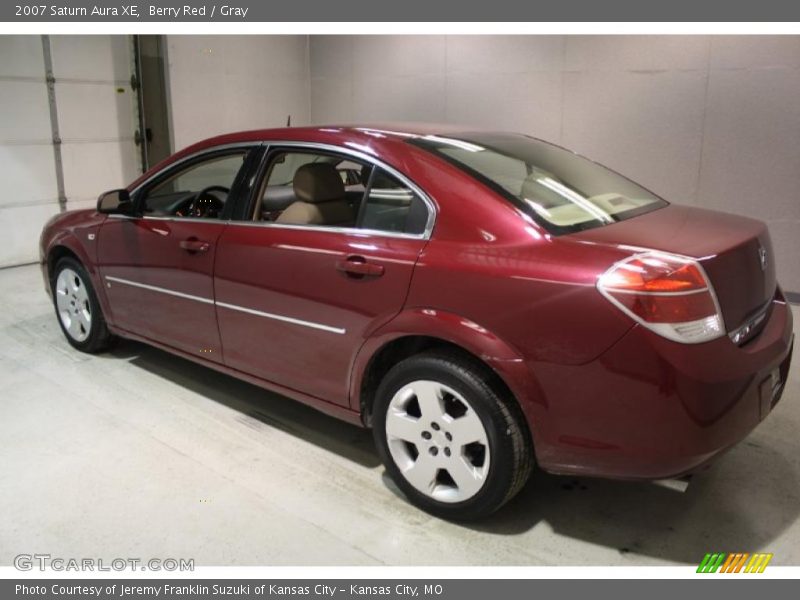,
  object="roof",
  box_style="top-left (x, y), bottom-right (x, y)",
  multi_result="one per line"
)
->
top-left (130, 123), bottom-right (483, 189)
